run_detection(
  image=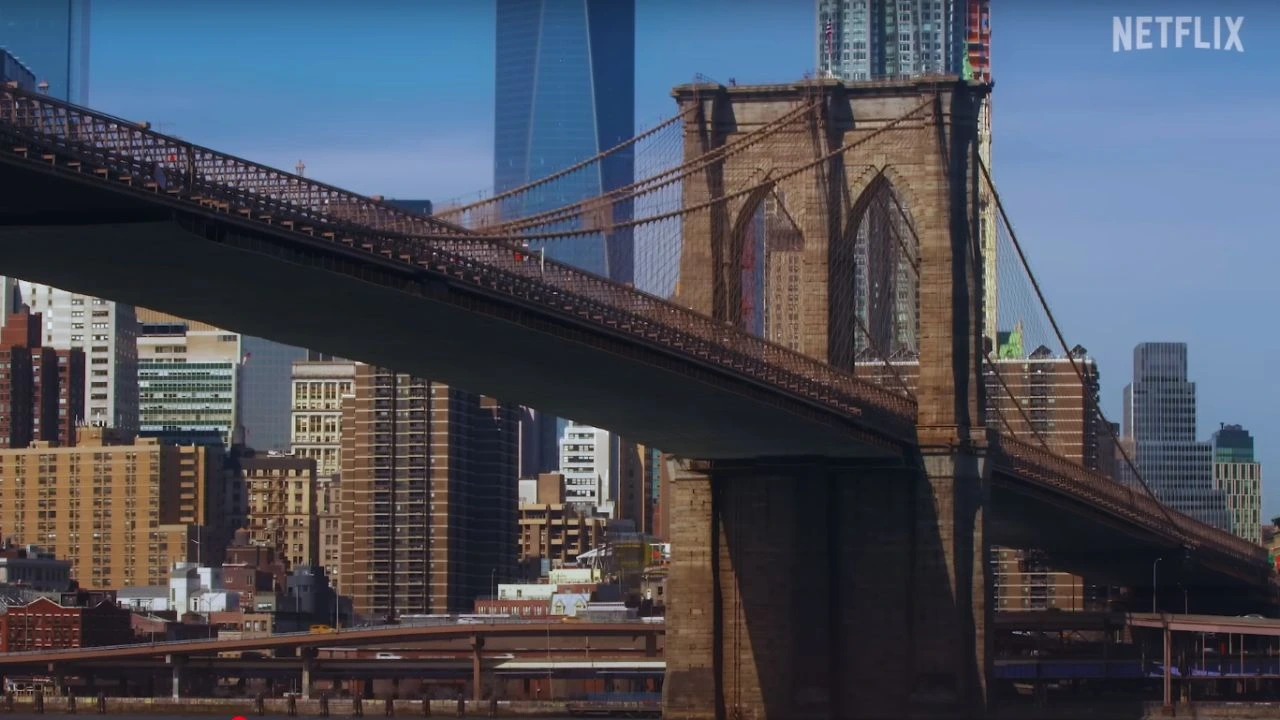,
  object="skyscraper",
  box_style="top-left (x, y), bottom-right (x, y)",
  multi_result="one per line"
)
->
top-left (494, 0), bottom-right (635, 281)
top-left (816, 0), bottom-right (968, 81)
top-left (1123, 343), bottom-right (1230, 531)
top-left (0, 0), bottom-right (90, 104)
top-left (239, 337), bottom-right (307, 453)
top-left (495, 0), bottom-right (636, 489)
top-left (340, 365), bottom-right (518, 619)
top-left (1212, 423), bottom-right (1263, 544)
